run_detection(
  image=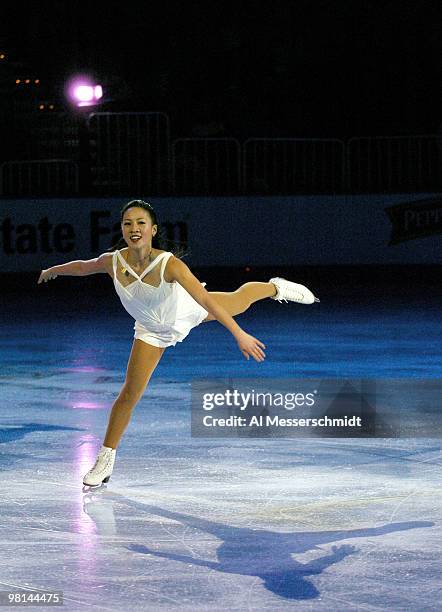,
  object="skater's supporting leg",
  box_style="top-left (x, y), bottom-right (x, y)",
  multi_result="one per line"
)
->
top-left (204, 282), bottom-right (276, 321)
top-left (103, 340), bottom-right (164, 449)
